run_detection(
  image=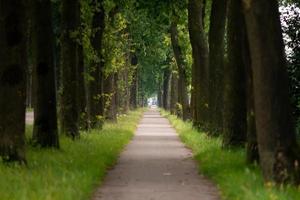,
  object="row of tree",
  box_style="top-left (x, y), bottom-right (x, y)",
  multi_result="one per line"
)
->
top-left (0, 0), bottom-right (140, 163)
top-left (153, 0), bottom-right (300, 185)
top-left (0, 0), bottom-right (299, 187)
